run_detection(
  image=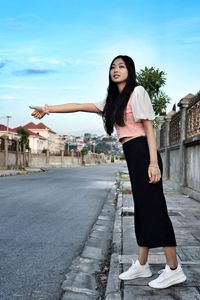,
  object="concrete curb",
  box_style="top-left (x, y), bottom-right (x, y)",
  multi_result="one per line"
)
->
top-left (105, 176), bottom-right (123, 300)
top-left (0, 168), bottom-right (45, 177)
top-left (61, 182), bottom-right (118, 300)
